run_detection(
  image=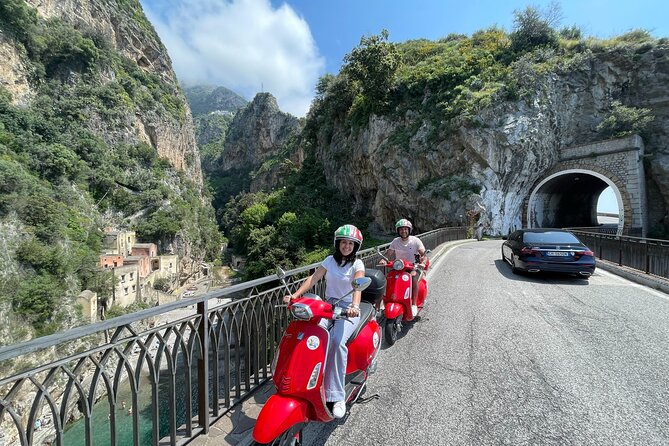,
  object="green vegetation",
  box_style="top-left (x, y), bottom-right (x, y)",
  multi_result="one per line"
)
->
top-left (596, 101), bottom-right (654, 139)
top-left (307, 4), bottom-right (659, 148)
top-left (105, 302), bottom-right (150, 320)
top-left (218, 156), bottom-right (356, 280)
top-left (206, 3), bottom-right (668, 278)
top-left (0, 1), bottom-right (220, 338)
top-left (153, 277), bottom-right (171, 292)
